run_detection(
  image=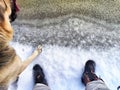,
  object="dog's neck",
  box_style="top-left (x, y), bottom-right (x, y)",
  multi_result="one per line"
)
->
top-left (0, 18), bottom-right (13, 42)
top-left (0, 26), bottom-right (13, 42)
